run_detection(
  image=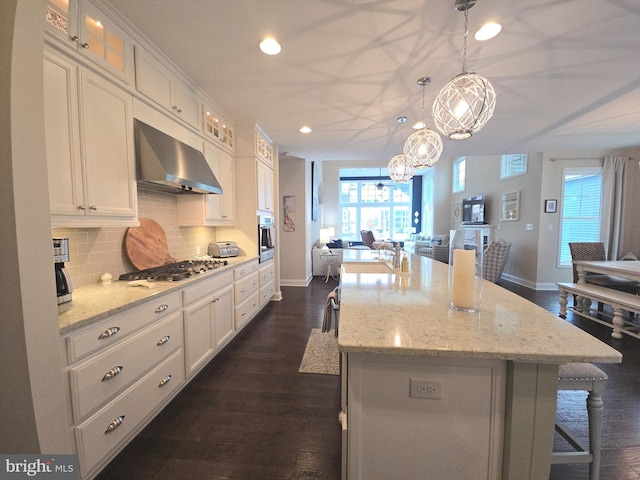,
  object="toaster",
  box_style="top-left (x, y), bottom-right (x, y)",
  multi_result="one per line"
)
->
top-left (208, 241), bottom-right (239, 258)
